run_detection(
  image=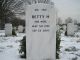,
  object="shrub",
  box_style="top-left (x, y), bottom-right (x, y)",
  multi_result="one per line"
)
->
top-left (56, 30), bottom-right (61, 59)
top-left (12, 29), bottom-right (16, 36)
top-left (72, 57), bottom-right (77, 60)
top-left (60, 27), bottom-right (63, 30)
top-left (19, 36), bottom-right (26, 58)
top-left (65, 31), bottom-right (67, 36)
top-left (65, 46), bottom-right (78, 52)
